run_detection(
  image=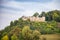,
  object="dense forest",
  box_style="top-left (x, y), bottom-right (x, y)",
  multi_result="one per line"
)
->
top-left (0, 10), bottom-right (60, 40)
